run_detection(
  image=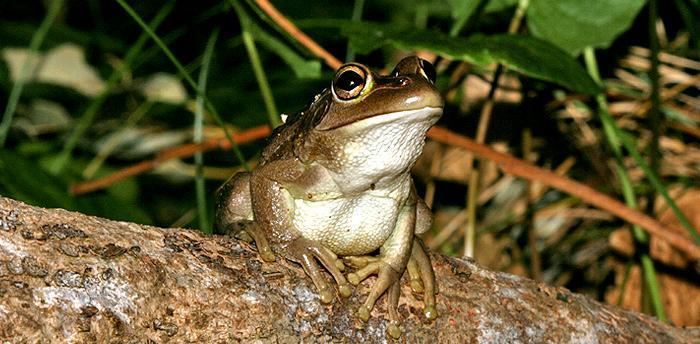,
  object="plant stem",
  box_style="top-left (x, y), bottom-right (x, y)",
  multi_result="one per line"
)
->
top-left (523, 128), bottom-right (541, 280)
top-left (583, 46), bottom-right (698, 244)
top-left (232, 0), bottom-right (280, 128)
top-left (194, 30), bottom-right (219, 234)
top-left (646, 0), bottom-right (662, 215)
top-left (463, 0), bottom-right (529, 258)
top-left (345, 0), bottom-right (365, 61)
top-left (583, 47), bottom-right (666, 321)
top-left (641, 255), bottom-right (666, 320)
top-left (0, 0), bottom-right (64, 147)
